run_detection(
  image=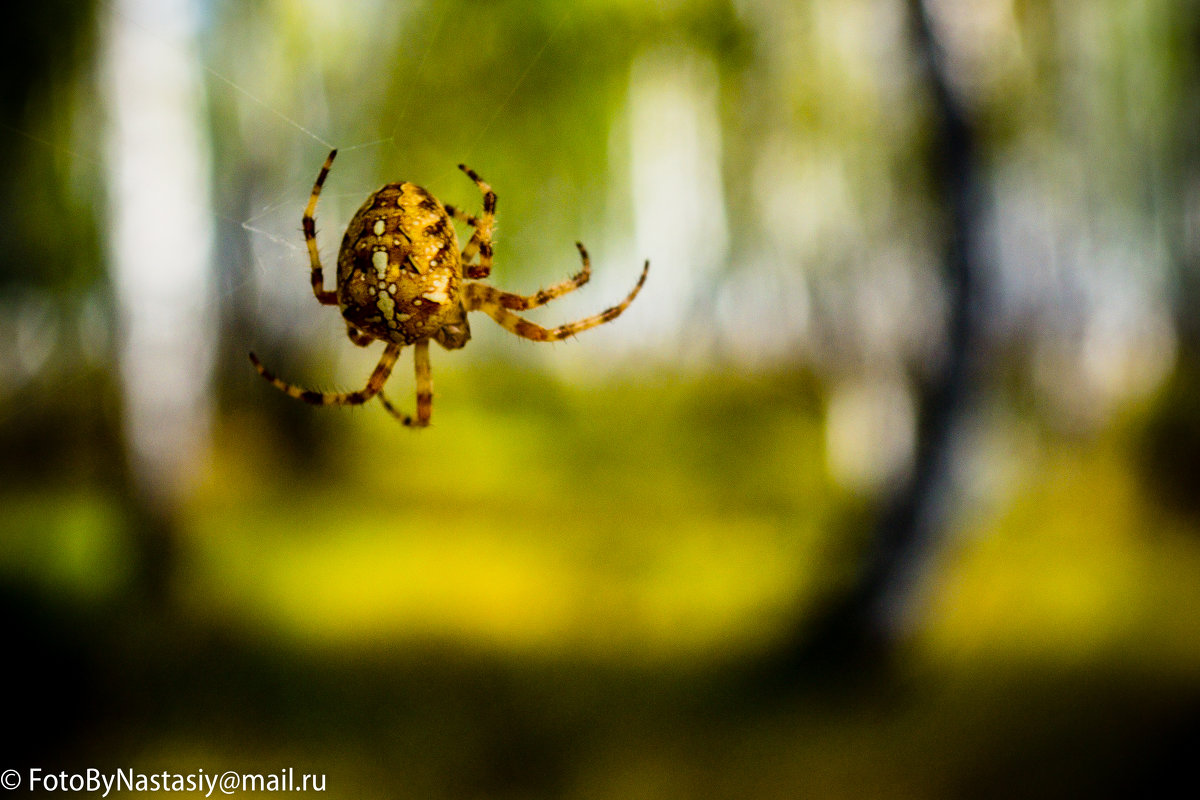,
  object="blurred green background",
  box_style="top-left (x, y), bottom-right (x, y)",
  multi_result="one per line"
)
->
top-left (4, 0), bottom-right (1200, 796)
